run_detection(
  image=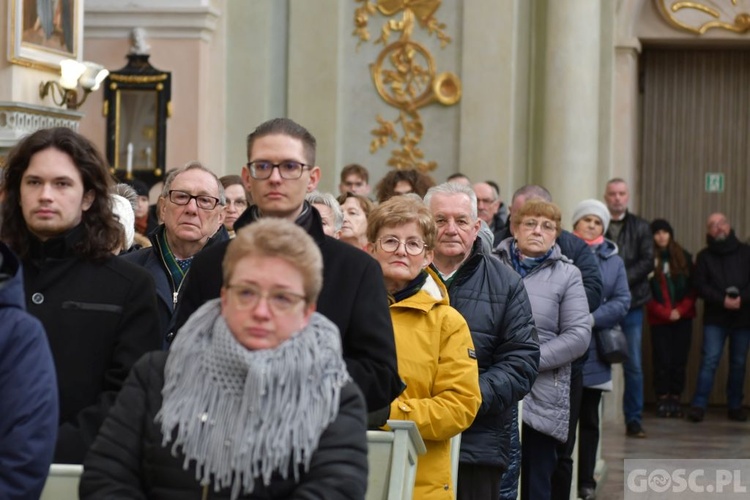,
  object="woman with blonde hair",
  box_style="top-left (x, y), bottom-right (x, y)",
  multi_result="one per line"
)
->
top-left (368, 195), bottom-right (481, 499)
top-left (80, 218), bottom-right (368, 499)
